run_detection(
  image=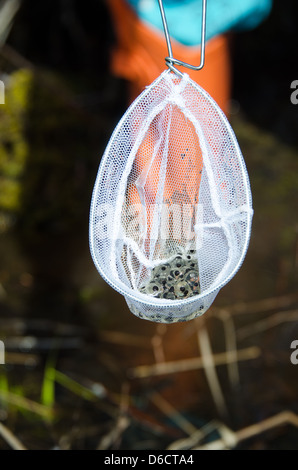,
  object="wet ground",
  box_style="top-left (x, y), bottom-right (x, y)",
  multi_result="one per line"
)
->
top-left (0, 0), bottom-right (298, 451)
